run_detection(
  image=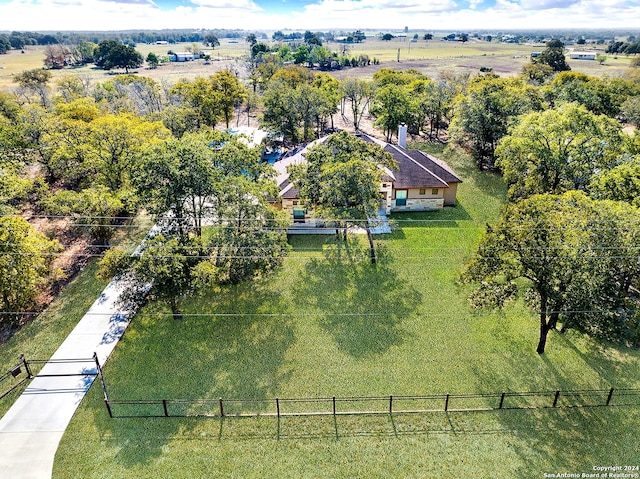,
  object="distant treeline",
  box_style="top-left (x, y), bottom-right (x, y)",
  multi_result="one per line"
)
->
top-left (0, 30), bottom-right (265, 53)
top-left (606, 40), bottom-right (640, 55)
